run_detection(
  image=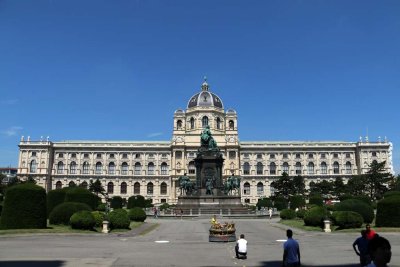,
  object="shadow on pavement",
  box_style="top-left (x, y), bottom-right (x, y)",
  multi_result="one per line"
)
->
top-left (0, 261), bottom-right (64, 267)
top-left (257, 262), bottom-right (360, 267)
